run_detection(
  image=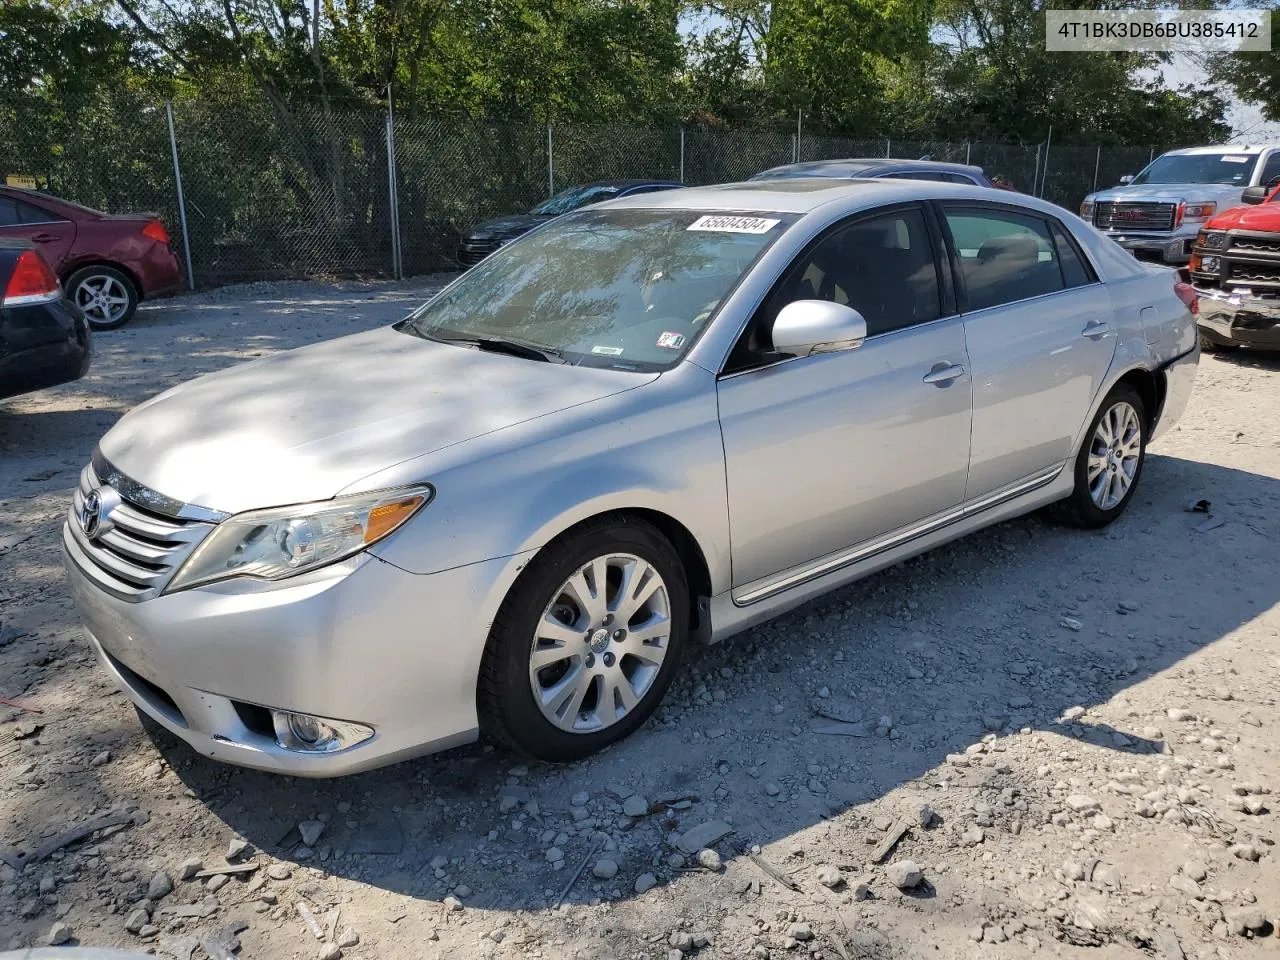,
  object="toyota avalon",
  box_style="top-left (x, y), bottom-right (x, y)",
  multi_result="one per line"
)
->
top-left (63, 179), bottom-right (1199, 775)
